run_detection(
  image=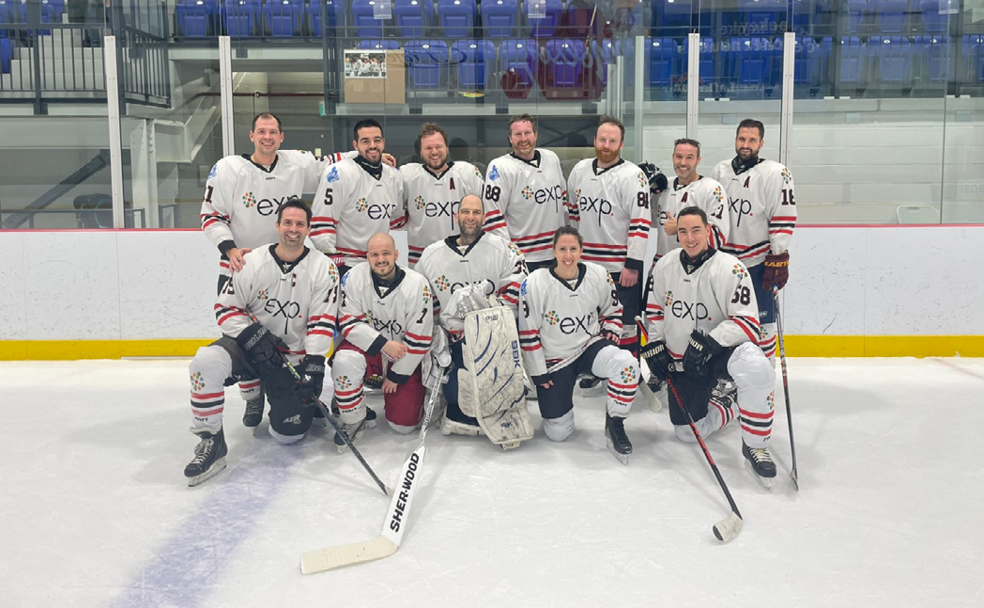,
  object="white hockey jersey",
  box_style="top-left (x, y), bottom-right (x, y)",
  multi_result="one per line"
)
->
top-left (336, 263), bottom-right (433, 382)
top-left (710, 158), bottom-right (797, 268)
top-left (482, 150), bottom-right (571, 264)
top-left (310, 157), bottom-right (405, 268)
top-left (214, 244), bottom-right (340, 362)
top-left (415, 232), bottom-right (528, 340)
top-left (653, 176), bottom-right (731, 260)
top-left (518, 262), bottom-right (623, 381)
top-left (200, 150), bottom-right (353, 260)
top-left (394, 161), bottom-right (484, 266)
top-left (566, 158), bottom-right (651, 274)
top-left (644, 248), bottom-right (760, 365)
